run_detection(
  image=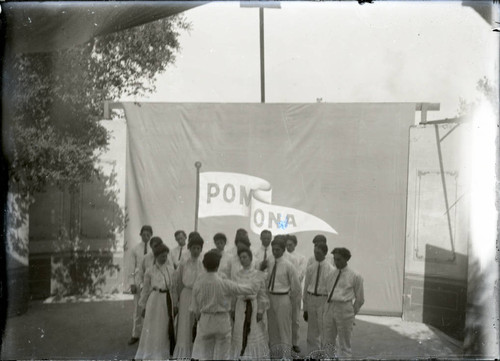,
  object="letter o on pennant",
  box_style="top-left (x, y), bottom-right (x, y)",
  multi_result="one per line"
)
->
top-left (223, 184), bottom-right (236, 203)
top-left (254, 208), bottom-right (264, 227)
